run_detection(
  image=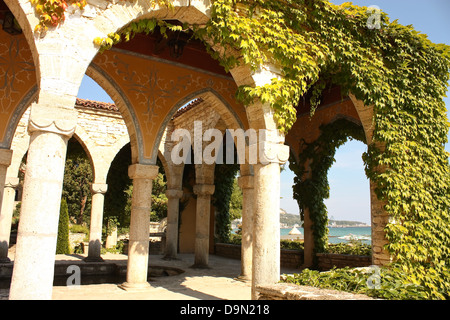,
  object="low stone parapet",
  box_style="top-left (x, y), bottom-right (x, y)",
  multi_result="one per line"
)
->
top-left (316, 253), bottom-right (371, 271)
top-left (214, 243), bottom-right (303, 269)
top-left (256, 283), bottom-right (374, 300)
